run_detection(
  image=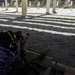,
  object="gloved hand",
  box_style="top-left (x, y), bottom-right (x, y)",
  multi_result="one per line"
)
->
top-left (20, 33), bottom-right (29, 50)
top-left (20, 33), bottom-right (29, 62)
